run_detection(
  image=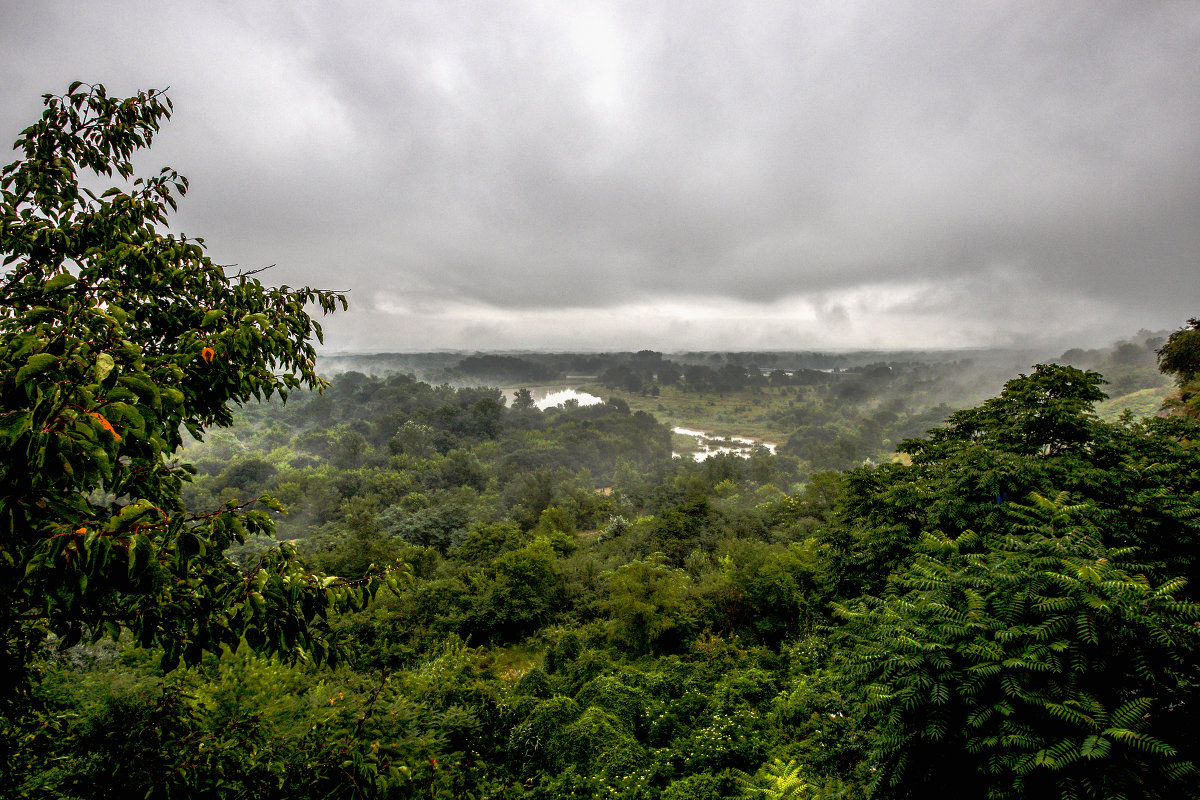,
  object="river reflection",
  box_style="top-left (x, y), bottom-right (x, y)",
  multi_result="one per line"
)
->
top-left (502, 386), bottom-right (605, 410)
top-left (534, 388), bottom-right (604, 410)
top-left (672, 427), bottom-right (777, 461)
